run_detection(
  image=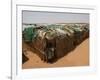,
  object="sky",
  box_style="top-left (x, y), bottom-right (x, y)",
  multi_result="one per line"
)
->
top-left (22, 11), bottom-right (89, 24)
